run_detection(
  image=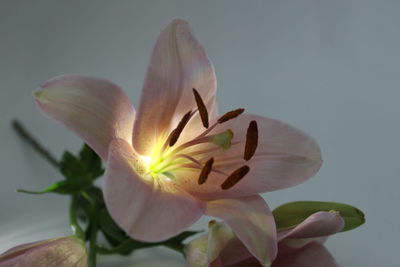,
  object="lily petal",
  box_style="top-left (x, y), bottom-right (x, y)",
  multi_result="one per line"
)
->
top-left (132, 19), bottom-right (217, 155)
top-left (278, 211), bottom-right (344, 241)
top-left (272, 242), bottom-right (339, 267)
top-left (205, 195), bottom-right (277, 265)
top-left (104, 138), bottom-right (205, 242)
top-left (179, 114), bottom-right (322, 200)
top-left (216, 236), bottom-right (256, 267)
top-left (34, 74), bottom-right (135, 160)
